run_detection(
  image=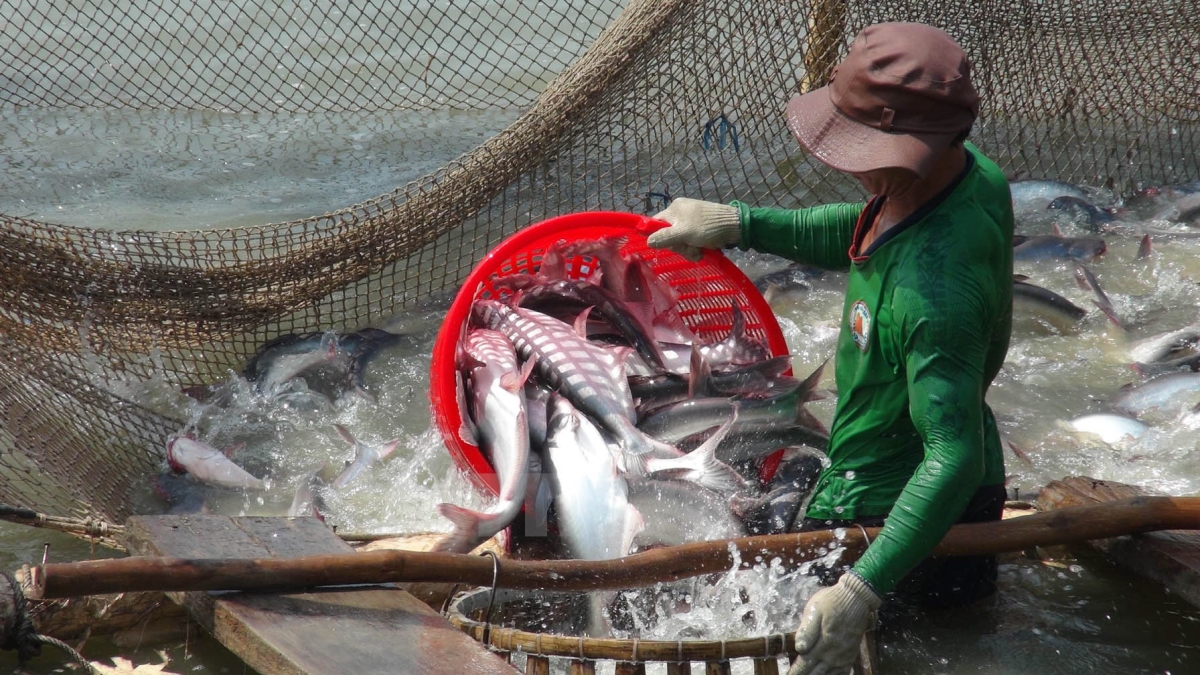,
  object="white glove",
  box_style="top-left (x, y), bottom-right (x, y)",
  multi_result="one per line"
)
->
top-left (647, 198), bottom-right (741, 261)
top-left (788, 572), bottom-right (882, 675)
